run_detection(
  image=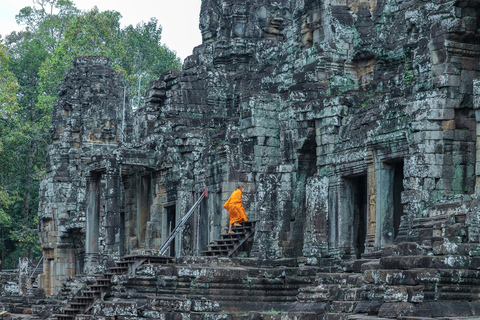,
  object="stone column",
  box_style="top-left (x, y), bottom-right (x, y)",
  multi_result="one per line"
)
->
top-left (366, 153), bottom-right (377, 251)
top-left (338, 179), bottom-right (353, 256)
top-left (104, 165), bottom-right (120, 259)
top-left (473, 79), bottom-right (480, 195)
top-left (303, 174), bottom-right (329, 258)
top-left (18, 257), bottom-right (29, 296)
top-left (85, 172), bottom-right (100, 273)
top-left (374, 161), bottom-right (394, 249)
top-left (327, 179), bottom-right (340, 257)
